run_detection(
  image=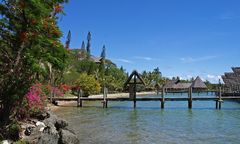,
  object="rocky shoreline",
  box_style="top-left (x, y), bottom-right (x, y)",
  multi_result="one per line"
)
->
top-left (21, 111), bottom-right (79, 144)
